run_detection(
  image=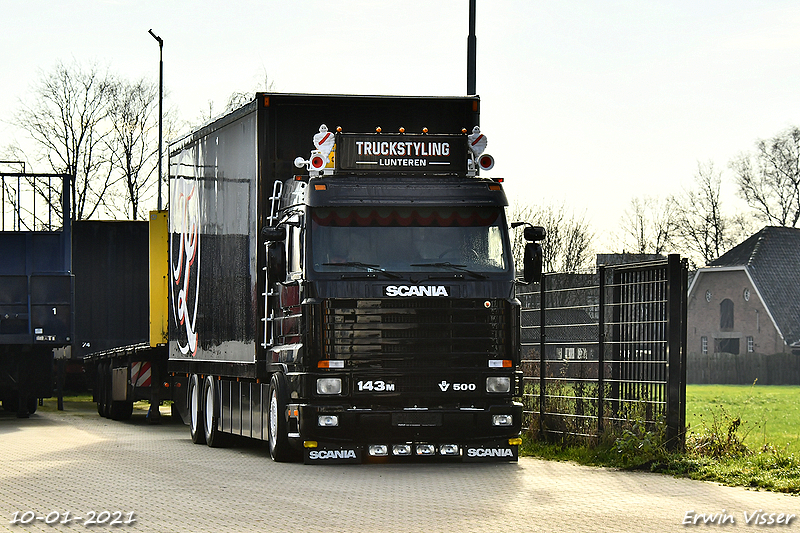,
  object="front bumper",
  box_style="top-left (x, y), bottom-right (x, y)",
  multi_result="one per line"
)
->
top-left (293, 402), bottom-right (523, 464)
